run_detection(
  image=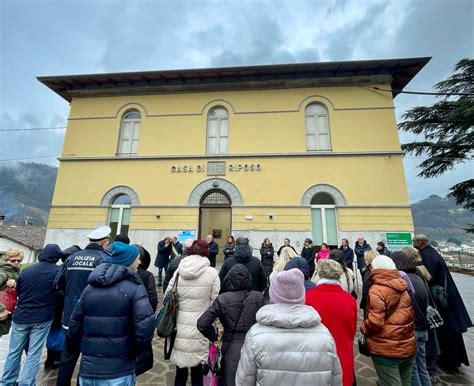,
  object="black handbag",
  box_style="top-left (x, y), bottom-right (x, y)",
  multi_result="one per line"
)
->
top-left (423, 277), bottom-right (444, 329)
top-left (357, 333), bottom-right (370, 357)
